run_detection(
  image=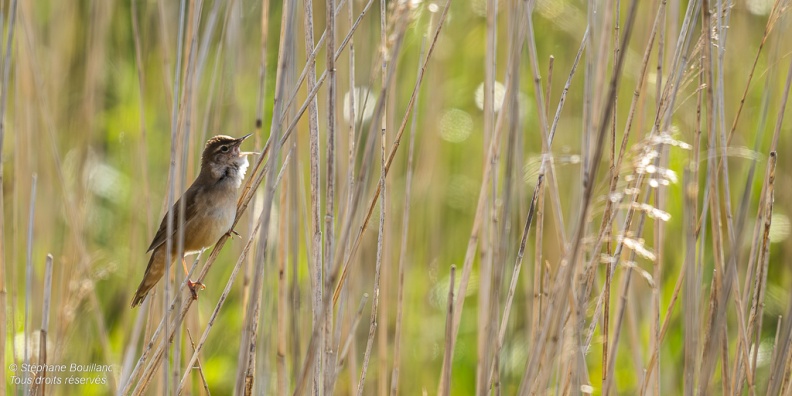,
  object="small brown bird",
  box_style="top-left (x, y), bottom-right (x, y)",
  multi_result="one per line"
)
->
top-left (131, 134), bottom-right (252, 307)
